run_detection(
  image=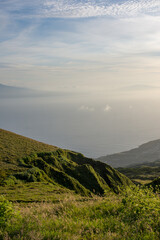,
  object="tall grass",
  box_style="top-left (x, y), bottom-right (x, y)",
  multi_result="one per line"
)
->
top-left (1, 186), bottom-right (160, 240)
